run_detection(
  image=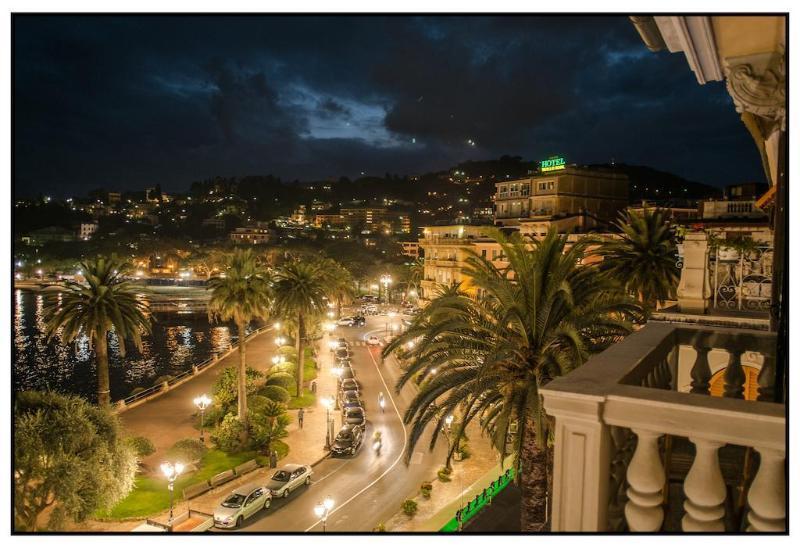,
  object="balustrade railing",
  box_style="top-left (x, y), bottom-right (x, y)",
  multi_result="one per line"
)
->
top-left (709, 243), bottom-right (773, 312)
top-left (541, 322), bottom-right (783, 533)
